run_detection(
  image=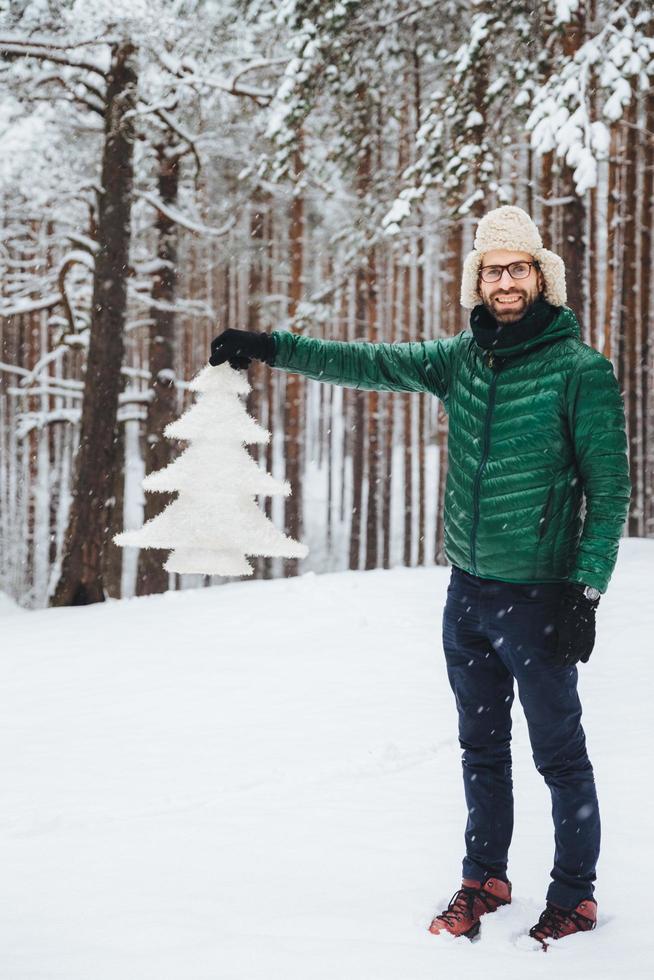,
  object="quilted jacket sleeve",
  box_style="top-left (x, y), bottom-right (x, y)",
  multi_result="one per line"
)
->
top-left (270, 331), bottom-right (458, 399)
top-left (566, 351), bottom-right (631, 593)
